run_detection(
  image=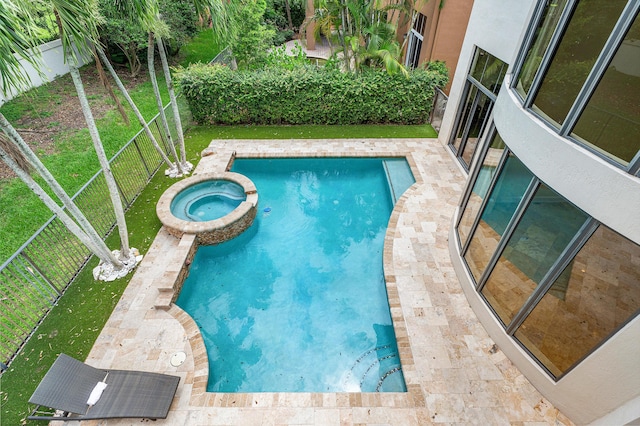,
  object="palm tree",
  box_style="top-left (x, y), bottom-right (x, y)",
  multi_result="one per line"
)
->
top-left (51, 0), bottom-right (140, 273)
top-left (0, 136), bottom-right (125, 273)
top-left (94, 47), bottom-right (183, 177)
top-left (118, 0), bottom-right (230, 176)
top-left (0, 0), bottom-right (133, 279)
top-left (284, 0), bottom-right (294, 30)
top-left (310, 0), bottom-right (415, 75)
